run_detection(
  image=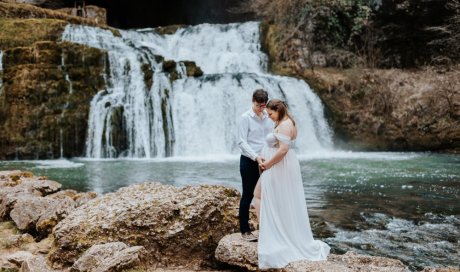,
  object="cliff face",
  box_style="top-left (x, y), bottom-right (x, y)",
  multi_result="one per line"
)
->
top-left (255, 0), bottom-right (460, 153)
top-left (262, 23), bottom-right (460, 152)
top-left (0, 16), bottom-right (106, 159)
